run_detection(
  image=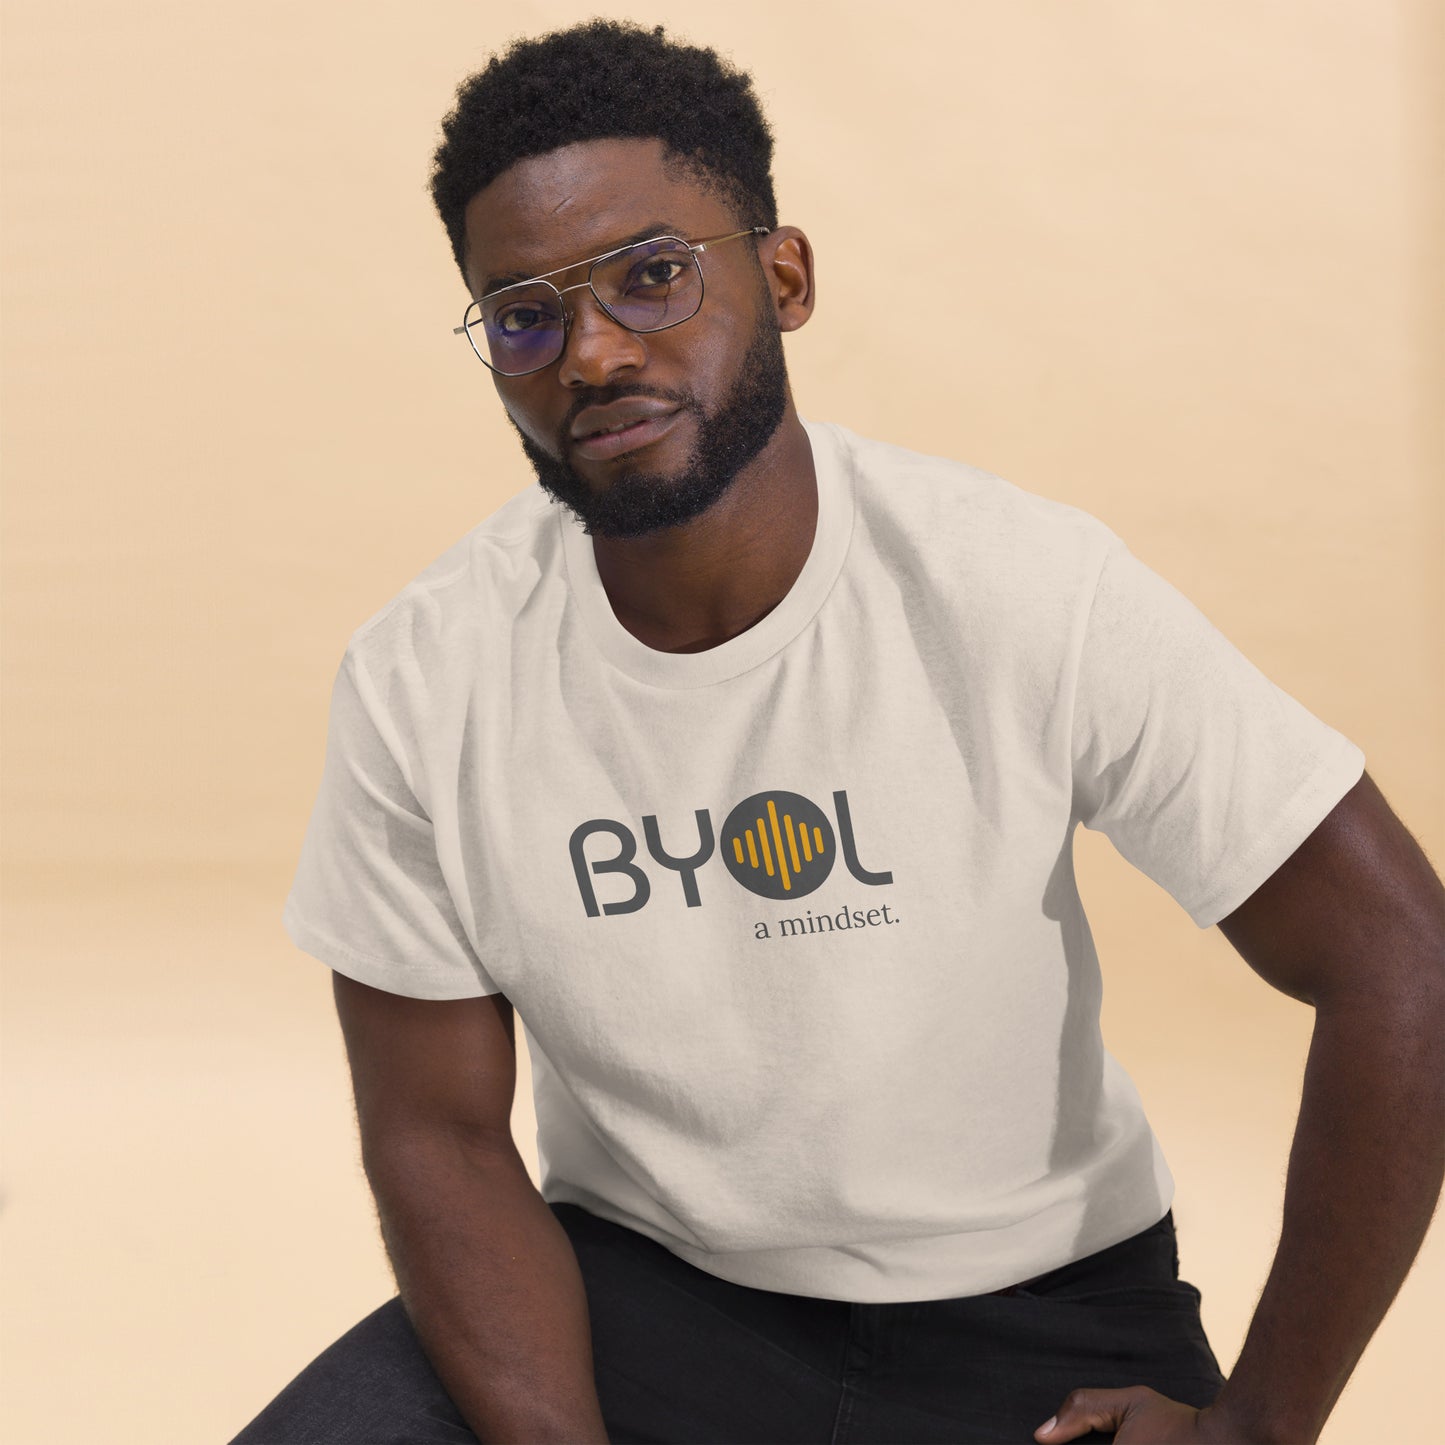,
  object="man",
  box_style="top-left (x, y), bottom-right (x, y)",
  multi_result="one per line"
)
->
top-left (233, 19), bottom-right (1445, 1445)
